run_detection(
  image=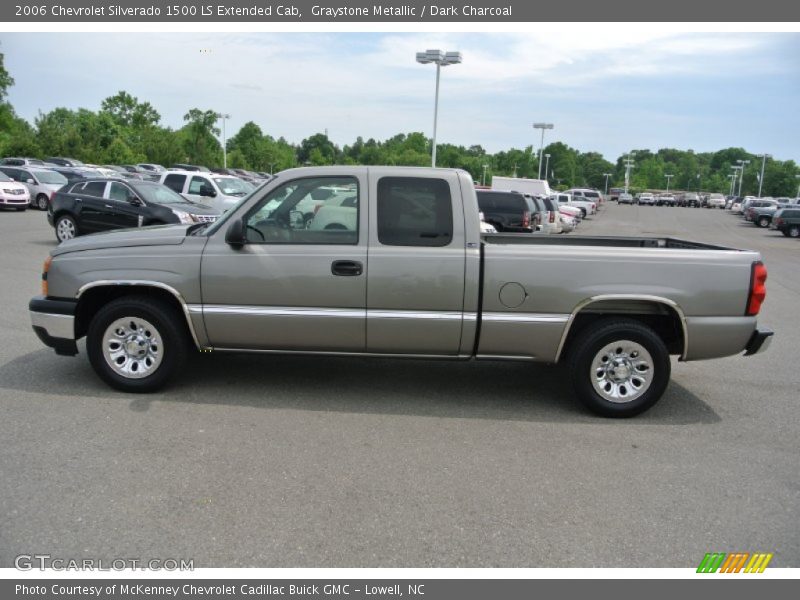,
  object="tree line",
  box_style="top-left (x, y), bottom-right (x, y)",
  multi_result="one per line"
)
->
top-left (1, 53), bottom-right (797, 196)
